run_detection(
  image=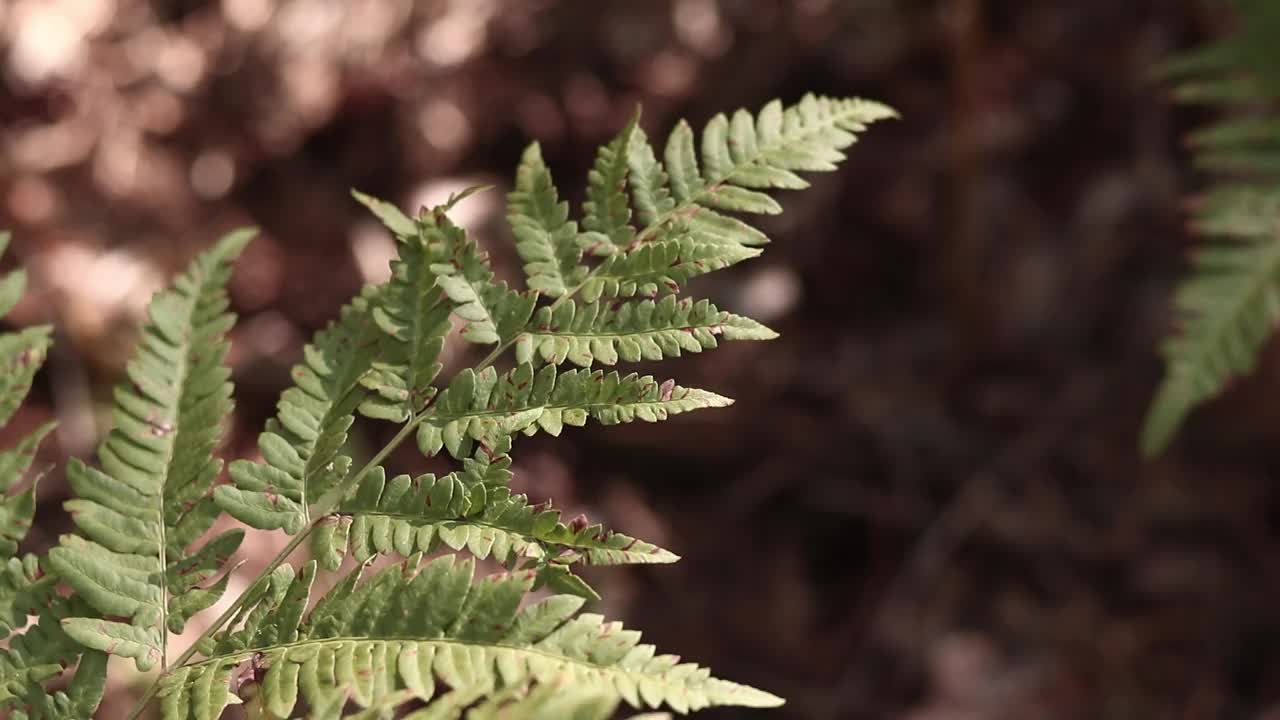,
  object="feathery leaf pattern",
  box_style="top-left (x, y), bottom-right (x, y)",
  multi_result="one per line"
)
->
top-left (1143, 1), bottom-right (1280, 454)
top-left (0, 232), bottom-right (106, 719)
top-left (48, 231), bottom-right (252, 672)
top-left (156, 556), bottom-right (782, 719)
top-left (2, 95), bottom-right (894, 718)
